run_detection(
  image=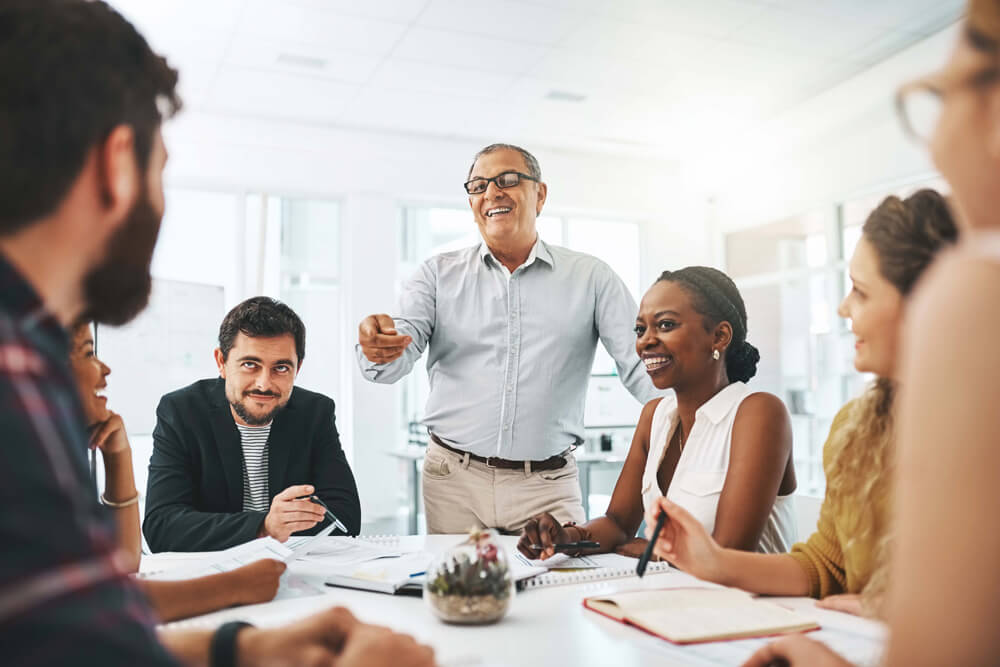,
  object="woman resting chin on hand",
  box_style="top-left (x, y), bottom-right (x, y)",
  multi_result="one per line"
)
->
top-left (70, 321), bottom-right (285, 622)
